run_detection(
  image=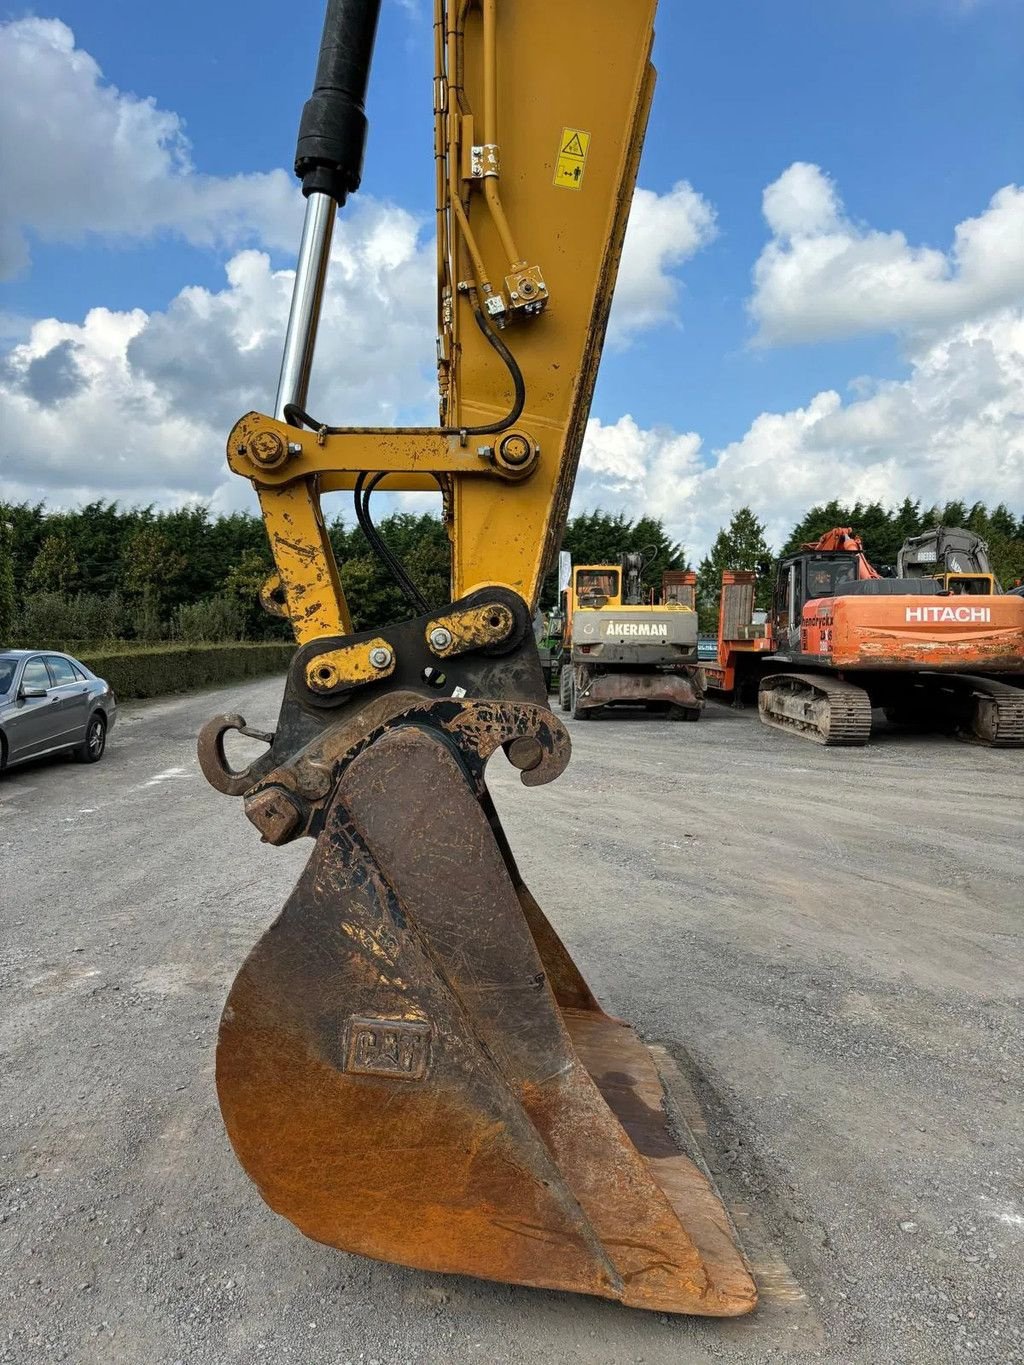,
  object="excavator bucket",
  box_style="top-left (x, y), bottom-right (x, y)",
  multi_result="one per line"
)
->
top-left (203, 640), bottom-right (756, 1315)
